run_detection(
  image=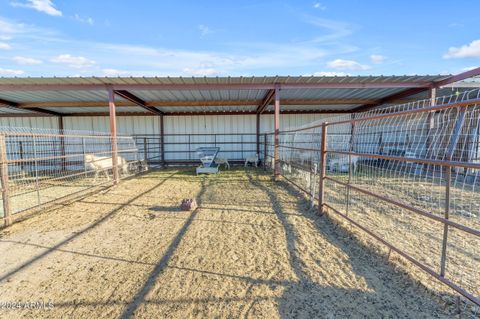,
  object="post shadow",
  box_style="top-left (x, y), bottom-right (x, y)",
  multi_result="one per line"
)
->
top-left (245, 171), bottom-right (451, 318)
